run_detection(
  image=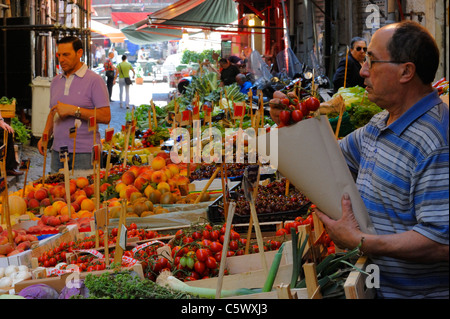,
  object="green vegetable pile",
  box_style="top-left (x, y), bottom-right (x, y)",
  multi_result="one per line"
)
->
top-left (125, 103), bottom-right (168, 131)
top-left (0, 96), bottom-right (16, 105)
top-left (327, 86), bottom-right (383, 137)
top-left (11, 117), bottom-right (31, 144)
top-left (180, 49), bottom-right (220, 65)
top-left (73, 270), bottom-right (197, 299)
